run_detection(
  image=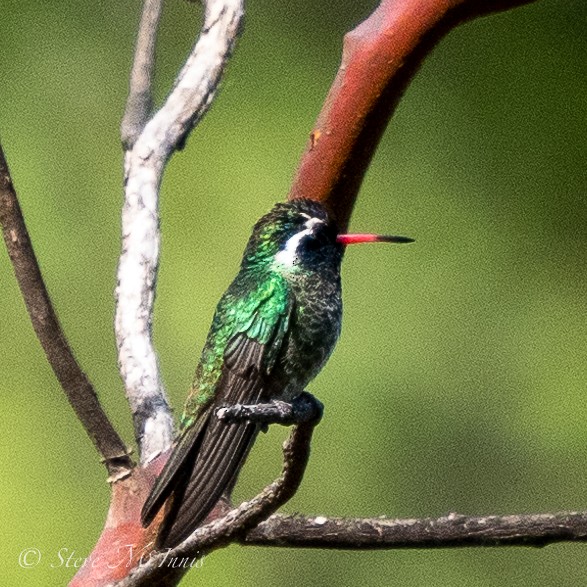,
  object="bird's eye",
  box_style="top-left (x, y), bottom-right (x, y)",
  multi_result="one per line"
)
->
top-left (304, 234), bottom-right (320, 251)
top-left (304, 223), bottom-right (330, 249)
